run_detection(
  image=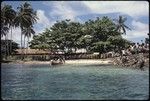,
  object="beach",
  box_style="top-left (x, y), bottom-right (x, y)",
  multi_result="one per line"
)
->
top-left (6, 59), bottom-right (113, 65)
top-left (65, 59), bottom-right (113, 65)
